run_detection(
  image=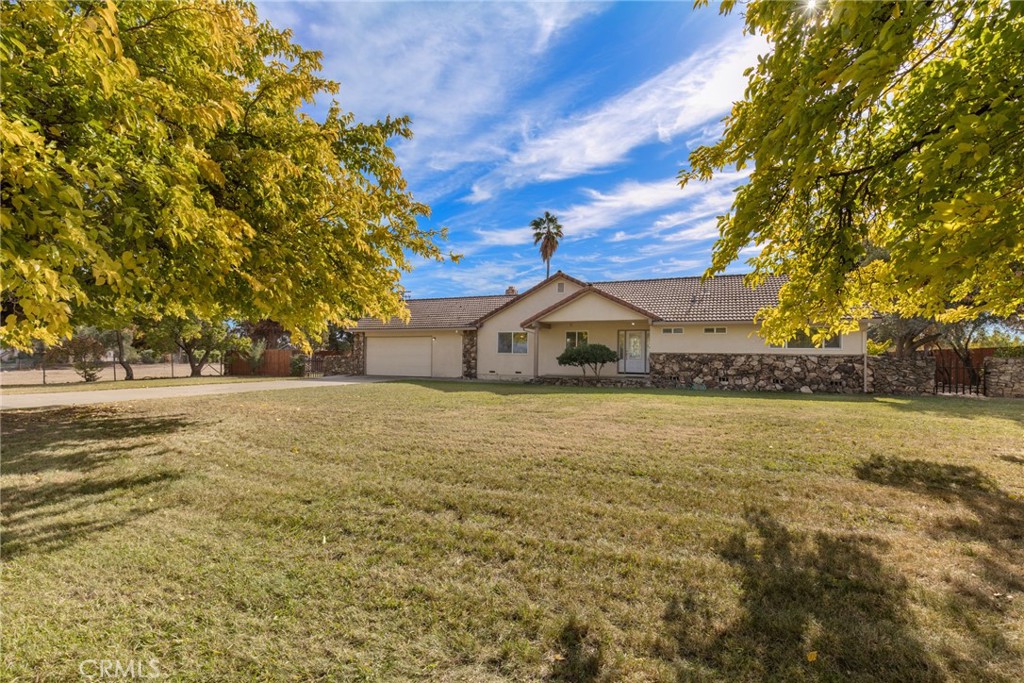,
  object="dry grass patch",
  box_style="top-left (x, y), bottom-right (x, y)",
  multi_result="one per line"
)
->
top-left (2, 382), bottom-right (1022, 681)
